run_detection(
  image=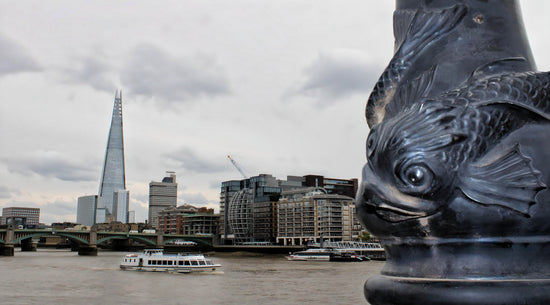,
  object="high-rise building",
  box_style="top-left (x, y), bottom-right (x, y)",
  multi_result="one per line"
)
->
top-left (76, 195), bottom-right (98, 226)
top-left (113, 190), bottom-right (130, 223)
top-left (148, 171), bottom-right (177, 228)
top-left (1, 207), bottom-right (40, 226)
top-left (98, 90), bottom-right (126, 222)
